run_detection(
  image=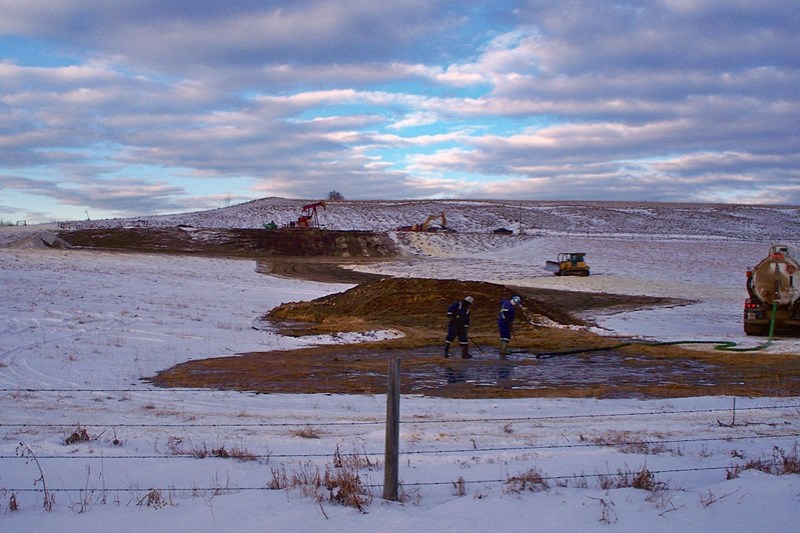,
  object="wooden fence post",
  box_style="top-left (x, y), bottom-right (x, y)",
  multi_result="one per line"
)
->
top-left (383, 354), bottom-right (401, 501)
